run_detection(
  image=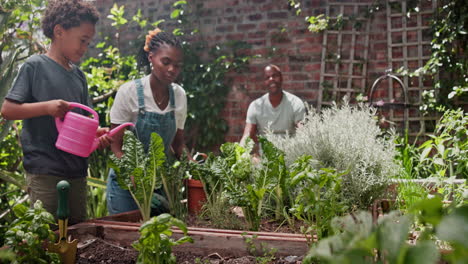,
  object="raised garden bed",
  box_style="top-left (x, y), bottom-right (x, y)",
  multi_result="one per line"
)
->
top-left (68, 210), bottom-right (309, 263)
